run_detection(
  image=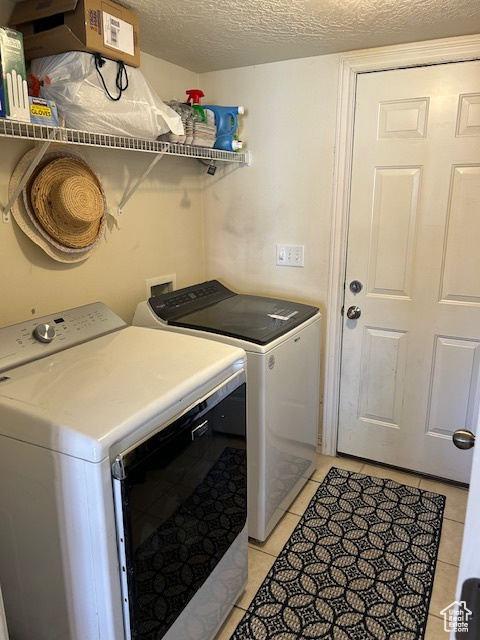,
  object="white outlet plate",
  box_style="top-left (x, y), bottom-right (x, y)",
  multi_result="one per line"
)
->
top-left (276, 244), bottom-right (304, 267)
